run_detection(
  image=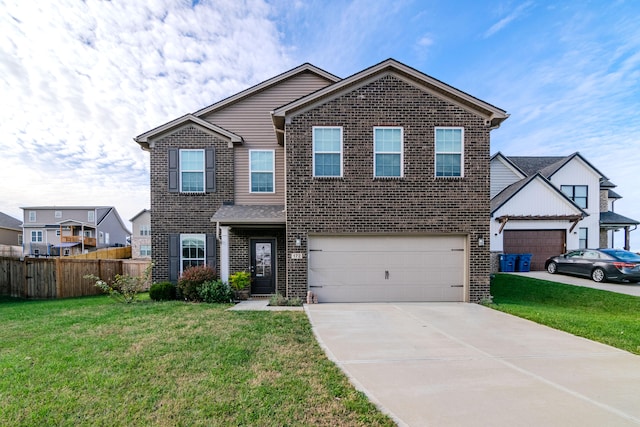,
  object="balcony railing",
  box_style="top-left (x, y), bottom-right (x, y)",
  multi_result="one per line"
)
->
top-left (61, 236), bottom-right (97, 247)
